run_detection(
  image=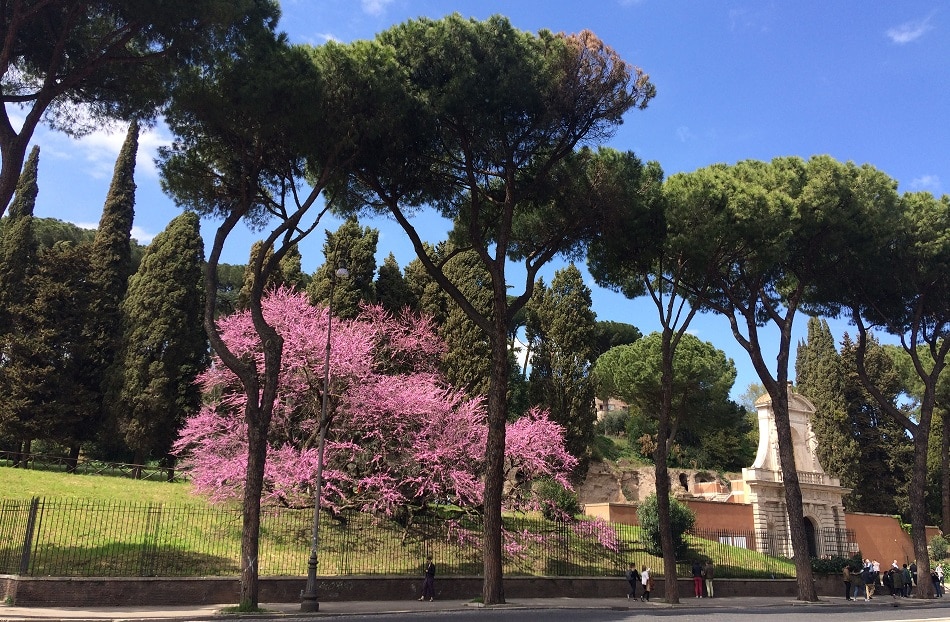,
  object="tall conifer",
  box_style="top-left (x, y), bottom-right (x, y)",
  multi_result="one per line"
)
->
top-left (795, 318), bottom-right (857, 494)
top-left (526, 263), bottom-right (597, 463)
top-left (307, 218), bottom-right (378, 319)
top-left (0, 146), bottom-right (40, 455)
top-left (84, 121), bottom-right (139, 456)
top-left (113, 212), bottom-right (207, 472)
